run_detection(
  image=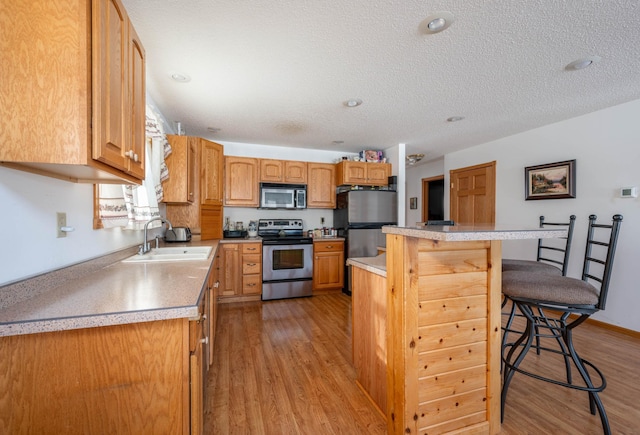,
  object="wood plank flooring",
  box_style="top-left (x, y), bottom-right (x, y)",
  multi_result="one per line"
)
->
top-left (205, 293), bottom-right (640, 434)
